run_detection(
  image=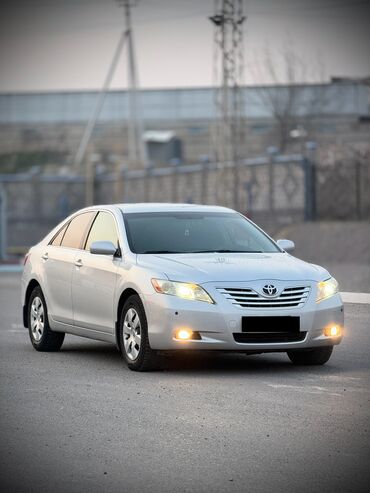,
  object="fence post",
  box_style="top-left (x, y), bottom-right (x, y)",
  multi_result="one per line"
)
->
top-left (303, 141), bottom-right (317, 221)
top-left (0, 185), bottom-right (7, 260)
top-left (85, 153), bottom-right (97, 206)
top-left (267, 146), bottom-right (278, 214)
top-left (171, 158), bottom-right (181, 203)
top-left (244, 181), bottom-right (254, 216)
top-left (144, 164), bottom-right (154, 203)
top-left (200, 156), bottom-right (210, 204)
top-left (122, 168), bottom-right (129, 202)
top-left (355, 161), bottom-right (362, 220)
top-left (32, 169), bottom-right (42, 234)
top-left (113, 157), bottom-right (125, 203)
